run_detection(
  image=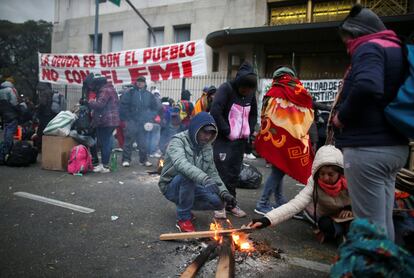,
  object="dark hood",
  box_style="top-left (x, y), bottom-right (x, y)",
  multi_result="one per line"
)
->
top-left (181, 89), bottom-right (191, 101)
top-left (188, 112), bottom-right (217, 146)
top-left (234, 62), bottom-right (256, 86)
